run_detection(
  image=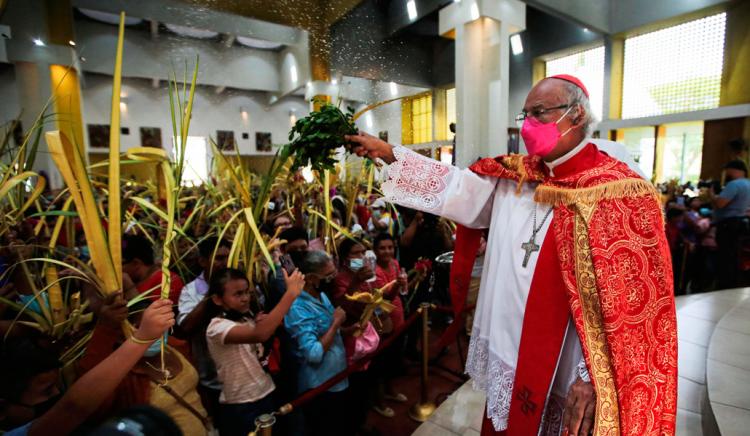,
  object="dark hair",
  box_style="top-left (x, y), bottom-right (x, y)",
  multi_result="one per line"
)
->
top-left (122, 234), bottom-right (154, 265)
top-left (0, 339), bottom-right (61, 402)
top-left (337, 238), bottom-right (364, 265)
top-left (198, 237), bottom-right (230, 259)
top-left (373, 232), bottom-right (395, 249)
top-left (279, 227), bottom-right (309, 245)
top-left (299, 250), bottom-right (332, 275)
top-left (666, 207), bottom-right (685, 221)
top-left (724, 159), bottom-right (748, 175)
top-left (208, 268), bottom-right (249, 298)
top-left (272, 213), bottom-right (292, 227)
